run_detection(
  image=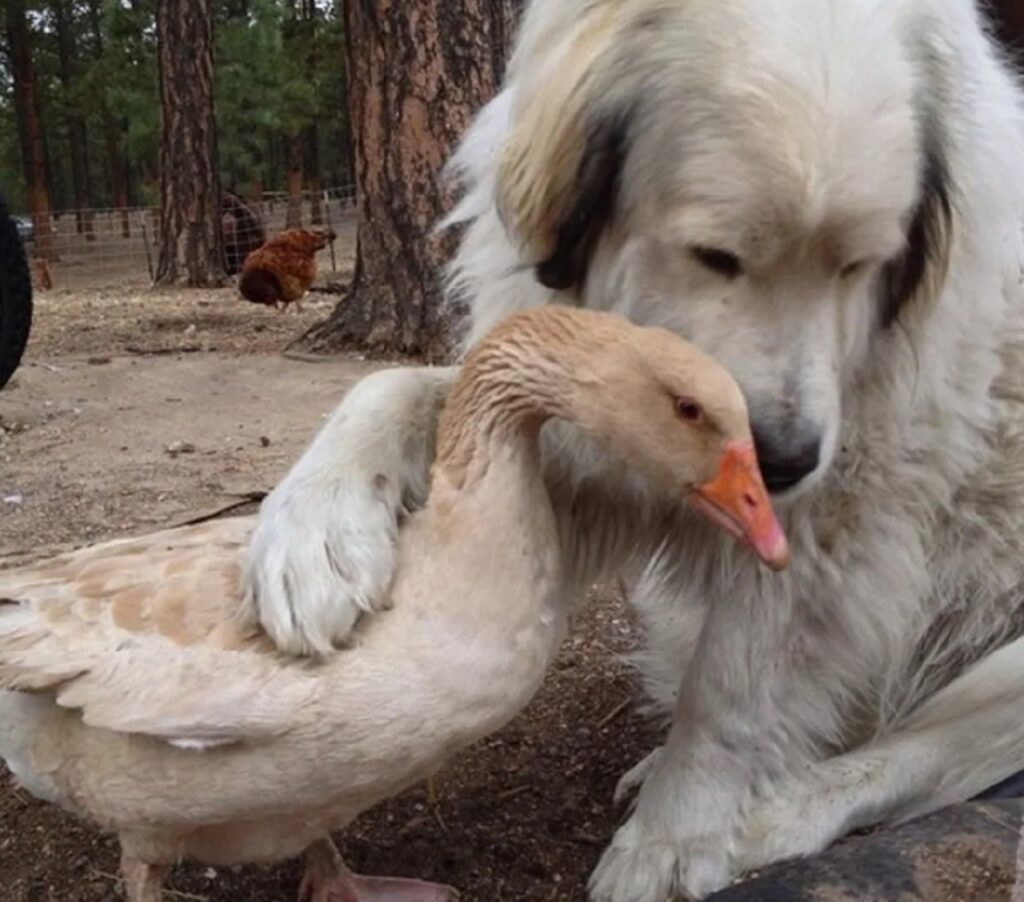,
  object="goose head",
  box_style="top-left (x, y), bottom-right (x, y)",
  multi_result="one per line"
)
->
top-left (570, 316), bottom-right (790, 570)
